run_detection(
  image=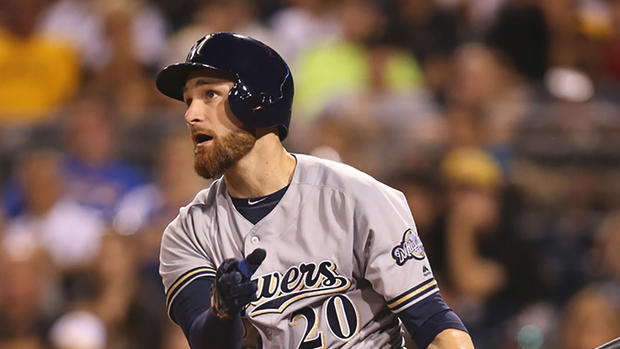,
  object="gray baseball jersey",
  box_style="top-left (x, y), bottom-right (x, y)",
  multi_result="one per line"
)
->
top-left (160, 154), bottom-right (438, 348)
